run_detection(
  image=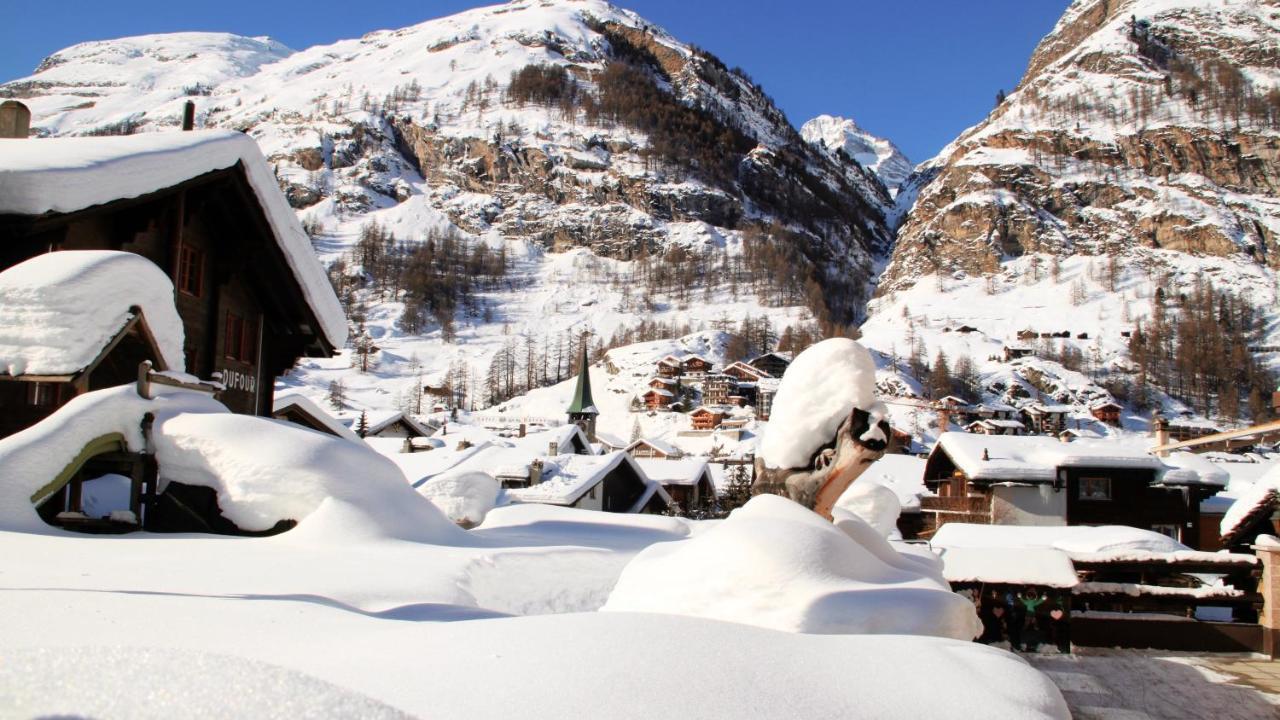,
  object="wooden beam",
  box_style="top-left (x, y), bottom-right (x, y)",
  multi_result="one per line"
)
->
top-left (1151, 419), bottom-right (1280, 455)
